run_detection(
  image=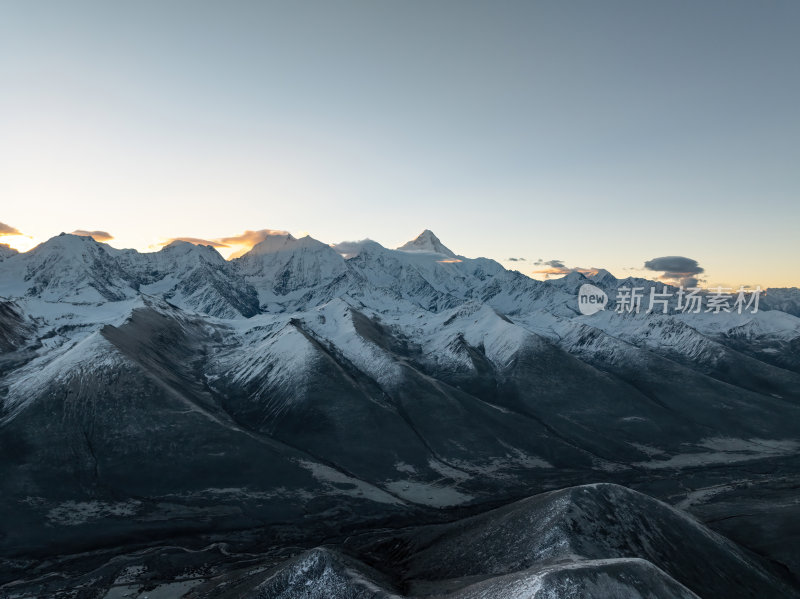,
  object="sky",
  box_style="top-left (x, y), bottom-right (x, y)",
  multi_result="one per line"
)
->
top-left (1, 0), bottom-right (798, 287)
